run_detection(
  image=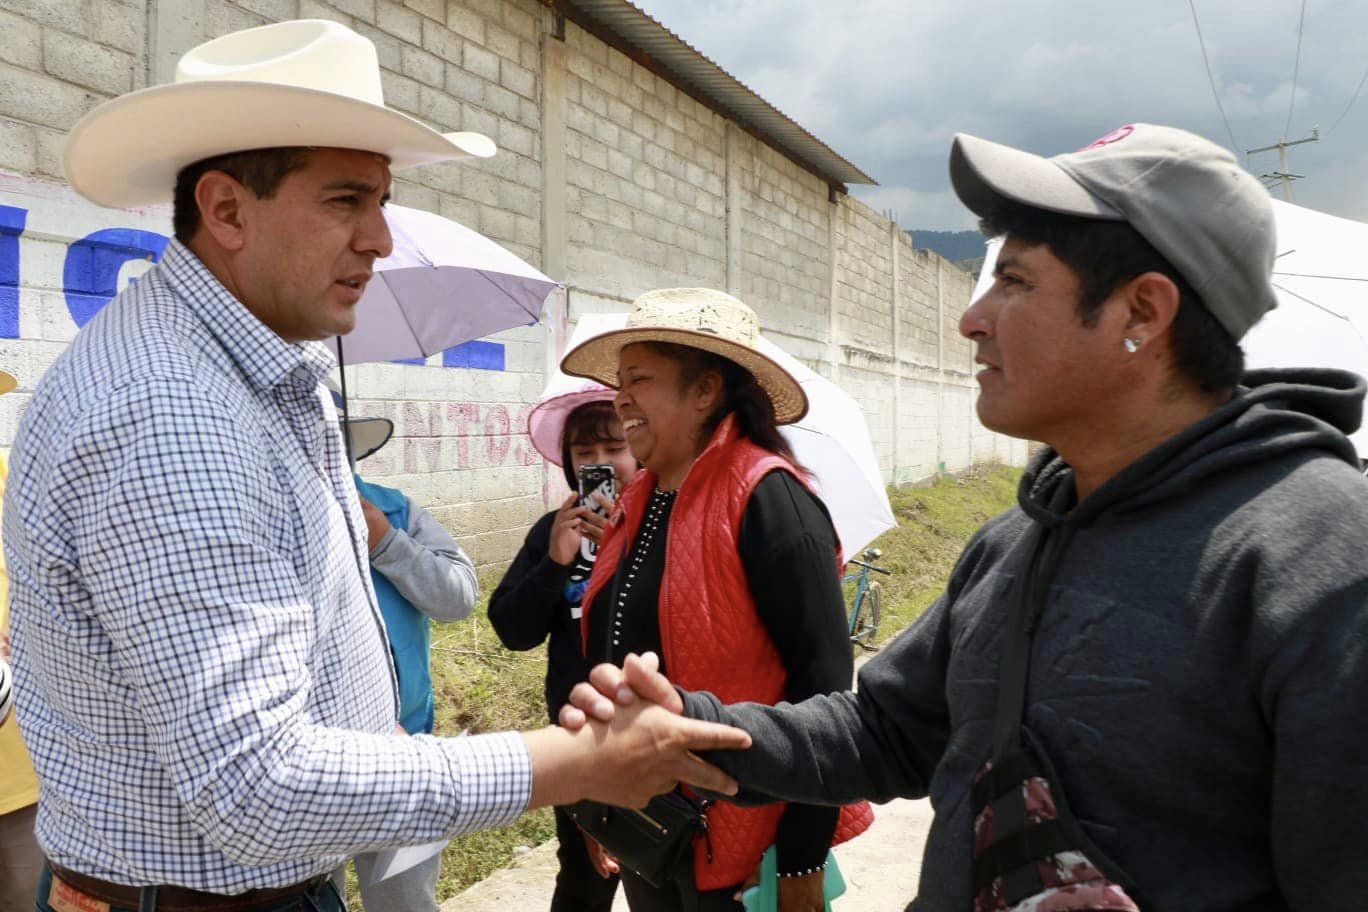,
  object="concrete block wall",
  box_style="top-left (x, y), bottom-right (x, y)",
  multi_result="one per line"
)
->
top-left (736, 136), bottom-right (831, 345)
top-left (833, 196), bottom-right (894, 357)
top-left (561, 20), bottom-right (727, 300)
top-left (939, 253), bottom-right (976, 373)
top-left (0, 0), bottom-right (1028, 566)
top-left (898, 243), bottom-right (942, 368)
